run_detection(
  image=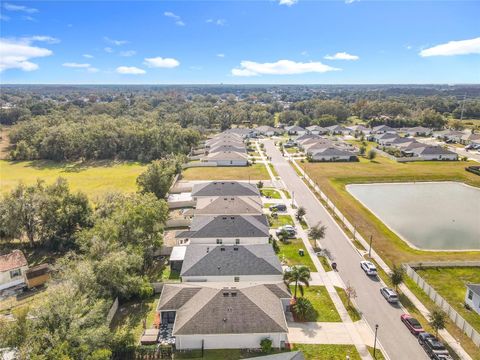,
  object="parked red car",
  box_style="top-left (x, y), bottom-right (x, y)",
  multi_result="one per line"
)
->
top-left (401, 314), bottom-right (424, 336)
